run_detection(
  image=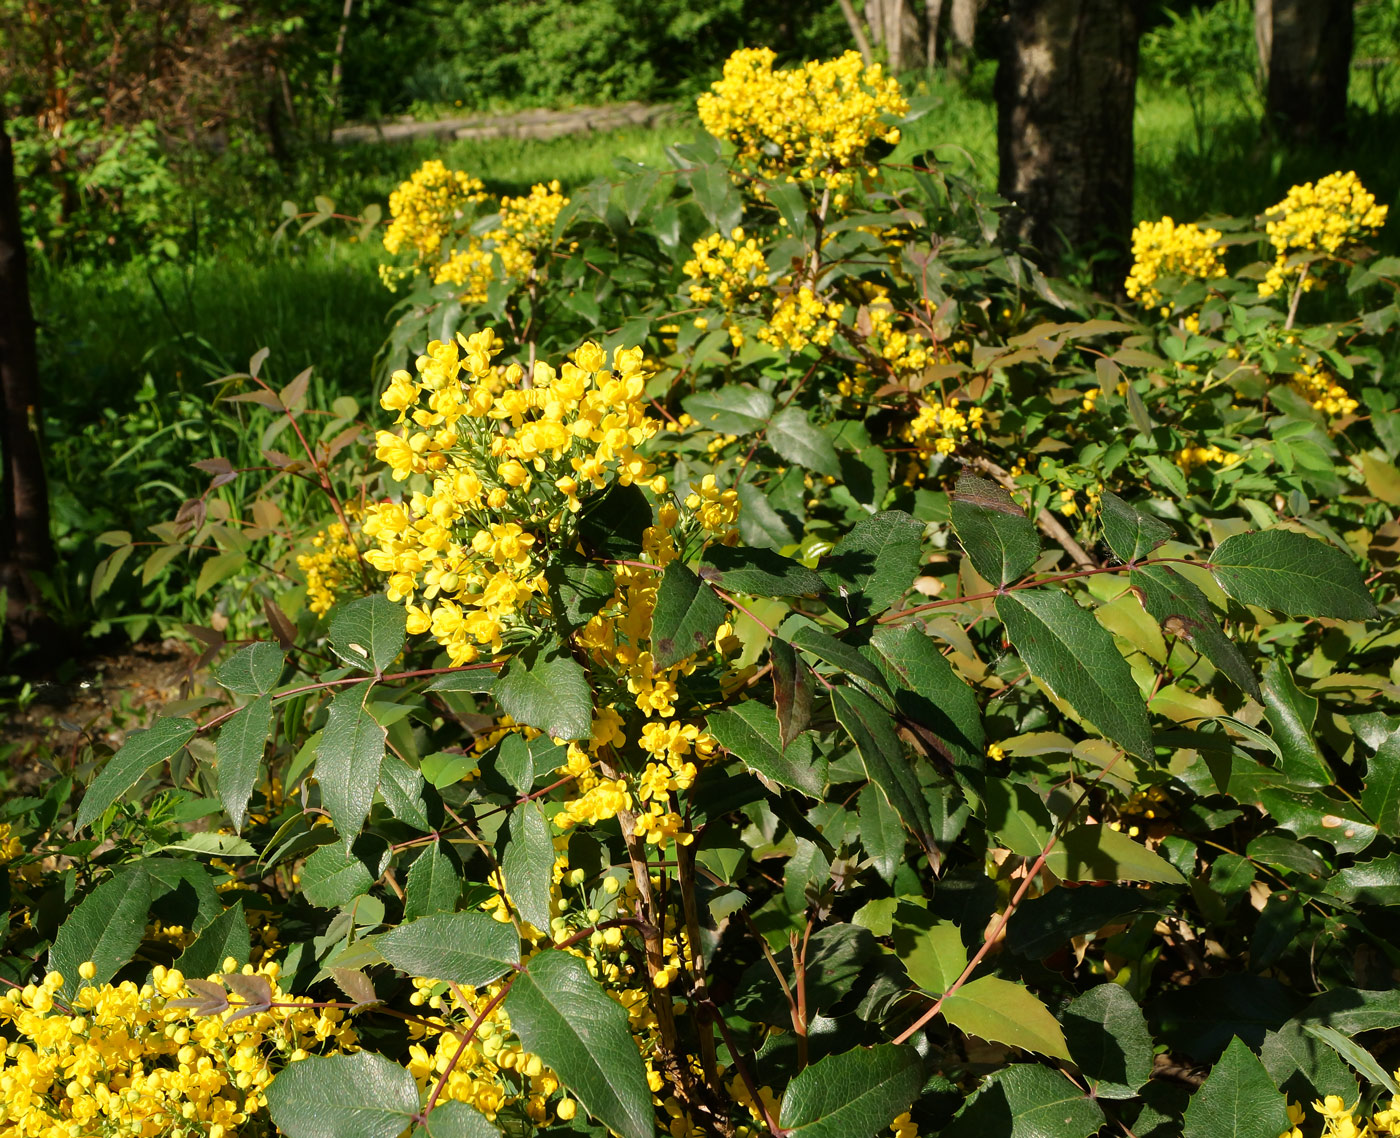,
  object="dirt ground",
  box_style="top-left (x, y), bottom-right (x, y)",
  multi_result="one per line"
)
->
top-left (2, 639), bottom-right (199, 794)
